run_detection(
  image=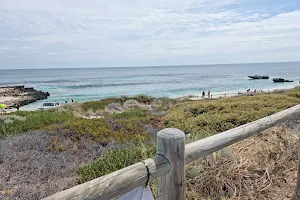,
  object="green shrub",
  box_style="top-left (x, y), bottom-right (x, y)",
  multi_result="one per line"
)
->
top-left (45, 117), bottom-right (152, 144)
top-left (77, 143), bottom-right (155, 183)
top-left (134, 95), bottom-right (154, 105)
top-left (0, 110), bottom-right (72, 138)
top-left (81, 95), bottom-right (155, 111)
top-left (81, 98), bottom-right (125, 111)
